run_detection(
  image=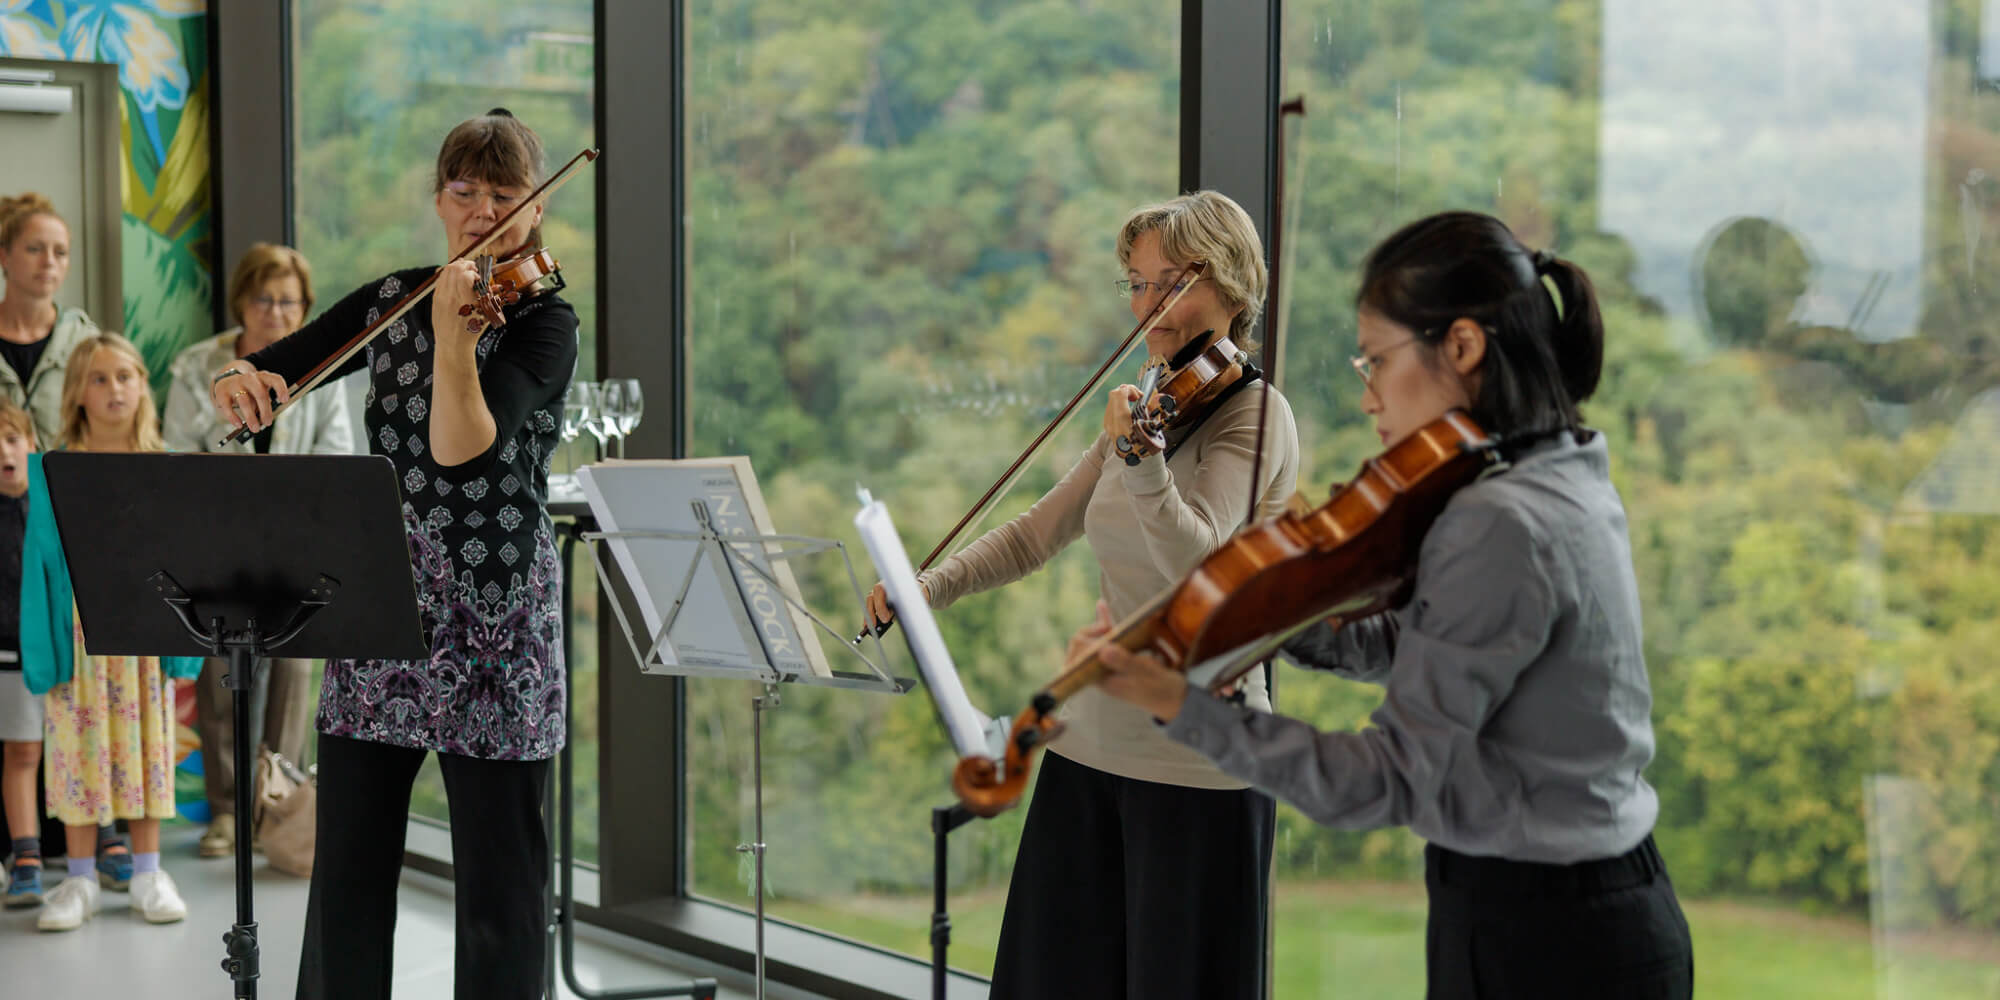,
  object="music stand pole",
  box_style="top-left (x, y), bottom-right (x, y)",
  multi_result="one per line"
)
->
top-left (930, 803), bottom-right (976, 1000)
top-left (548, 514), bottom-right (718, 1000)
top-left (151, 573), bottom-right (336, 1000)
